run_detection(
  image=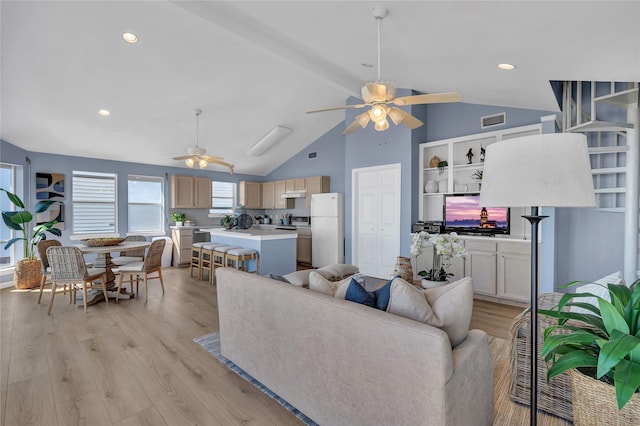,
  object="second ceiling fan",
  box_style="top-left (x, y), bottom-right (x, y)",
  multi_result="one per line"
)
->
top-left (307, 6), bottom-right (462, 135)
